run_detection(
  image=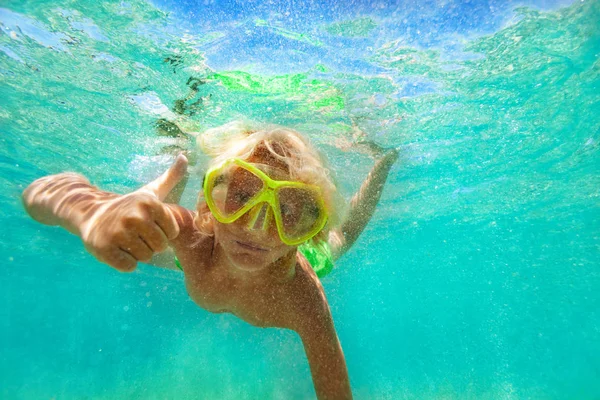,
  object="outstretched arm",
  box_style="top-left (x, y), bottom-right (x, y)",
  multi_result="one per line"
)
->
top-left (329, 144), bottom-right (399, 259)
top-left (22, 155), bottom-right (188, 271)
top-left (296, 289), bottom-right (352, 400)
